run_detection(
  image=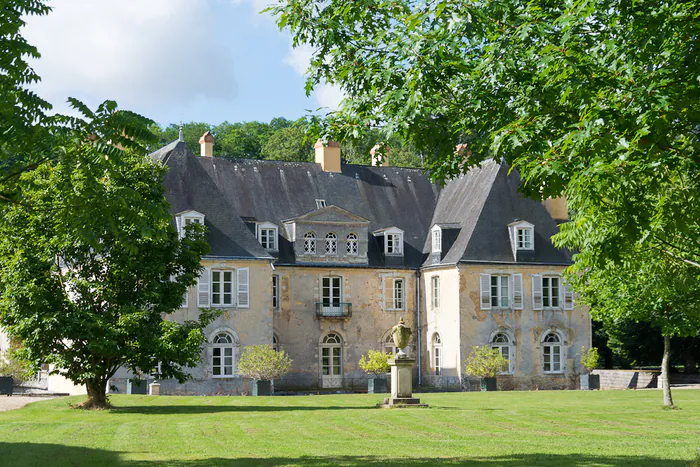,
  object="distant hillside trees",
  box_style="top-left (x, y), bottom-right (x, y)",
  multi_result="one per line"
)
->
top-left (152, 119), bottom-right (424, 168)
